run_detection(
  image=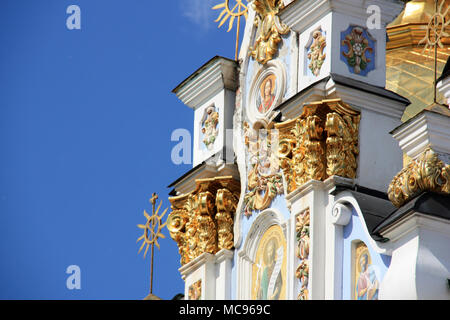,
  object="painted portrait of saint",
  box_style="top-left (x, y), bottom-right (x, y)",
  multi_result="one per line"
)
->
top-left (252, 225), bottom-right (286, 300)
top-left (354, 243), bottom-right (379, 300)
top-left (257, 75), bottom-right (277, 114)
